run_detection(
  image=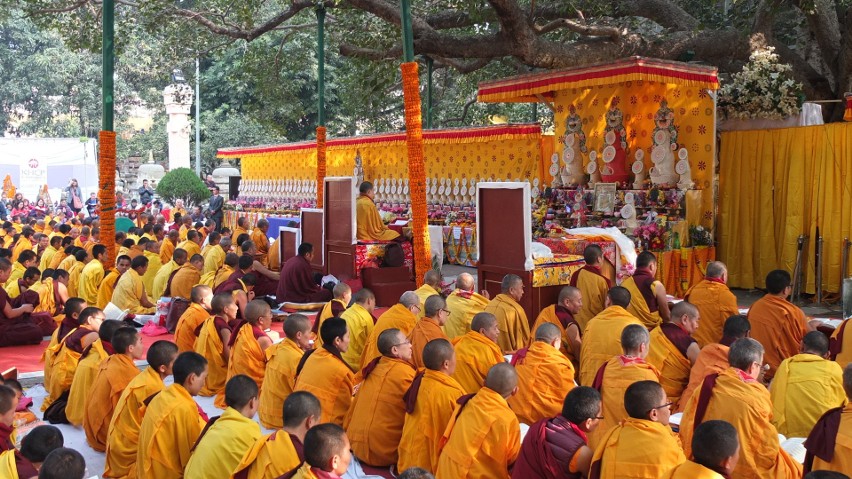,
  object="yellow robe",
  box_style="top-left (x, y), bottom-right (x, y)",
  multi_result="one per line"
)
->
top-left (340, 303), bottom-right (375, 371)
top-left (268, 238), bottom-right (281, 272)
top-left (360, 303), bottom-right (418, 368)
top-left (203, 245), bottom-right (226, 275)
top-left (315, 298), bottom-right (348, 347)
top-left (507, 341), bottom-right (576, 426)
top-left (39, 245), bottom-right (58, 271)
top-left (47, 251), bottom-right (67, 270)
top-left (356, 195), bottom-right (399, 241)
top-left (646, 326), bottom-right (692, 404)
top-left (79, 258), bottom-right (104, 305)
top-left (413, 283), bottom-right (440, 318)
top-left (529, 304), bottom-right (577, 362)
top-left (174, 303), bottom-right (211, 353)
top-left (677, 343), bottom-right (729, 413)
top-left (769, 353), bottom-right (846, 437)
top-left (151, 260), bottom-right (180, 300)
top-left (104, 366), bottom-right (165, 479)
top-left (832, 318), bottom-right (852, 368)
top-left (578, 305), bottom-right (643, 386)
top-left (484, 293), bottom-right (530, 353)
top-left (184, 407), bottom-right (262, 479)
top-left (66, 261), bottom-right (85, 298)
top-left (97, 269), bottom-right (122, 310)
top-left (65, 339), bottom-right (109, 426)
top-left (169, 264), bottom-right (201, 299)
top-left (4, 262), bottom-right (25, 289)
top-left (289, 464), bottom-right (325, 479)
top-left (111, 269), bottom-right (155, 314)
top-left (231, 431), bottom-right (303, 479)
top-left (665, 461), bottom-right (727, 479)
top-left (194, 316), bottom-right (229, 396)
top-left (215, 323), bottom-right (267, 408)
top-left (83, 354), bottom-right (140, 452)
top-left (451, 331), bottom-right (506, 394)
top-left (572, 266), bottom-right (611, 330)
top-left (410, 317), bottom-right (448, 370)
top-left (3, 278), bottom-right (24, 299)
top-left (10, 237), bottom-right (33, 266)
top-left (684, 279), bottom-right (740, 348)
top-left (258, 338), bottom-right (304, 429)
top-left (160, 238), bottom-right (176, 264)
top-left (212, 265), bottom-right (234, 290)
top-left (293, 347), bottom-right (355, 425)
top-left (177, 239), bottom-right (201, 258)
top-left (140, 251), bottom-right (163, 294)
top-left (251, 229), bottom-right (270, 267)
top-left (444, 289), bottom-right (489, 339)
top-left (57, 254), bottom-right (76, 273)
top-left (0, 449), bottom-right (20, 479)
top-left (748, 294), bottom-right (809, 379)
top-left (136, 384), bottom-right (207, 479)
top-left (621, 275), bottom-right (663, 329)
top-left (179, 225), bottom-right (190, 241)
top-left (590, 418), bottom-right (685, 479)
top-left (809, 403), bottom-right (852, 473)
